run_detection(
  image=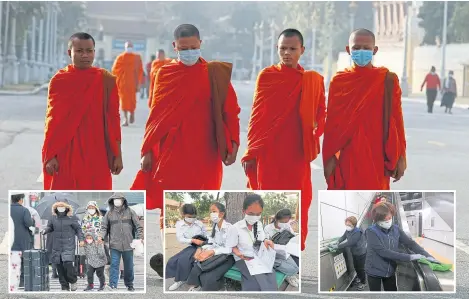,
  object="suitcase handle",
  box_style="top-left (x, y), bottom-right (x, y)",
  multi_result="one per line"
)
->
top-left (40, 233), bottom-right (46, 250)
